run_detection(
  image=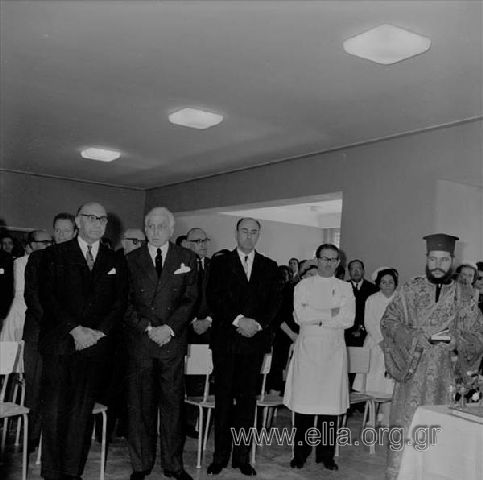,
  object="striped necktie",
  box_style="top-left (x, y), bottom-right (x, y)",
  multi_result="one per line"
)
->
top-left (86, 245), bottom-right (95, 271)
